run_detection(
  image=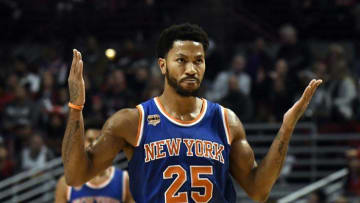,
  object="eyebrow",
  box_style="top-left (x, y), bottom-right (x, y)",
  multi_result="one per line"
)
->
top-left (175, 53), bottom-right (187, 58)
top-left (175, 53), bottom-right (204, 58)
